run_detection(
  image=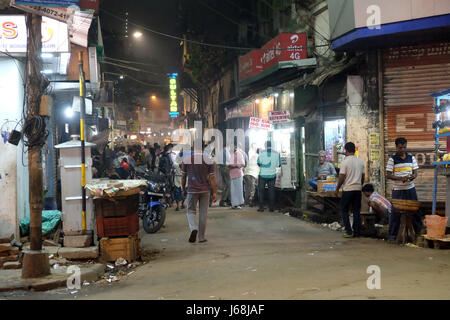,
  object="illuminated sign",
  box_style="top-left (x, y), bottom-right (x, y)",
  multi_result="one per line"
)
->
top-left (168, 73), bottom-right (179, 118)
top-left (0, 15), bottom-right (69, 53)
